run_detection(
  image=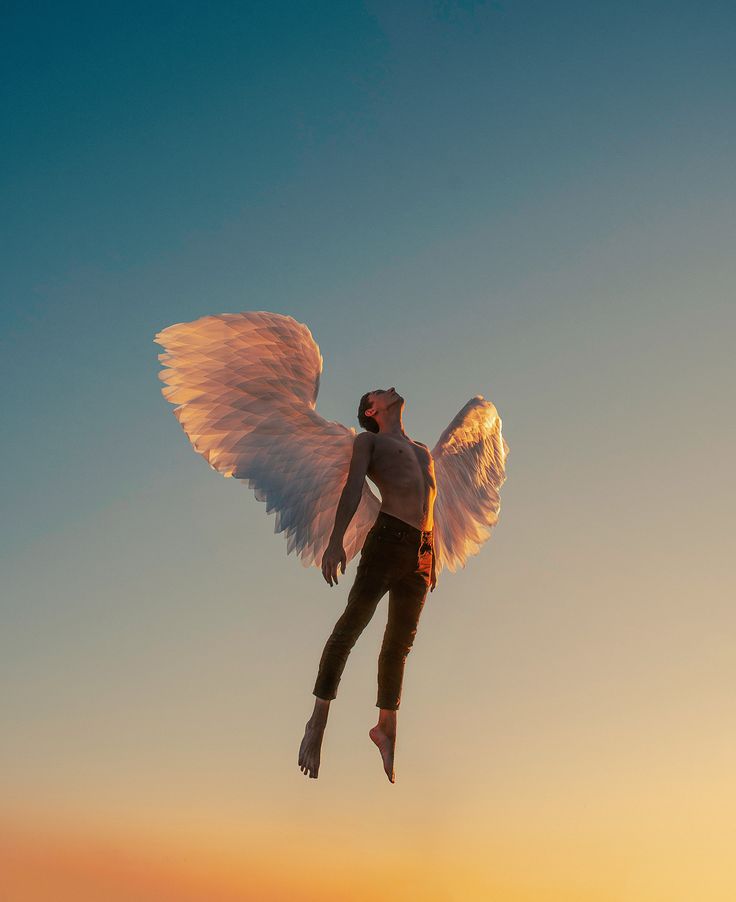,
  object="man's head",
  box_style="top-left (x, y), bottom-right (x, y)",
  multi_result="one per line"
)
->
top-left (357, 387), bottom-right (403, 433)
